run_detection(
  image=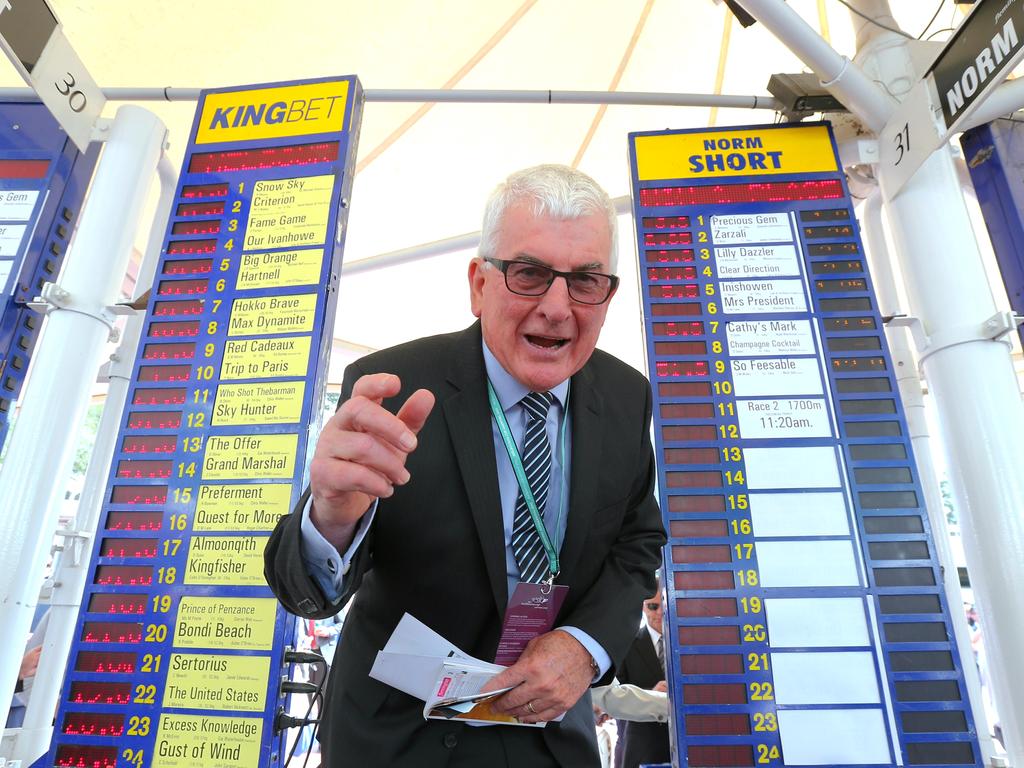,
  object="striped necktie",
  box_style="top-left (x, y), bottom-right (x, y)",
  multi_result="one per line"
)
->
top-left (511, 391), bottom-right (553, 584)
